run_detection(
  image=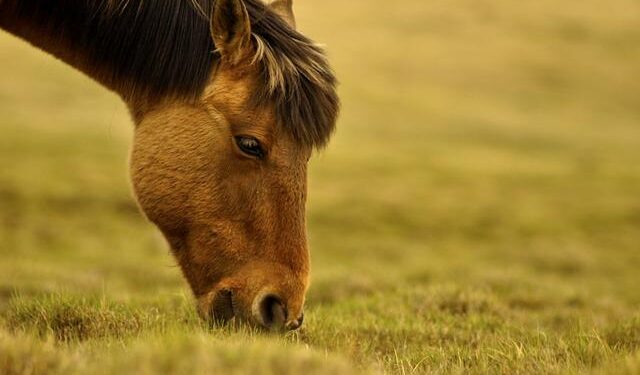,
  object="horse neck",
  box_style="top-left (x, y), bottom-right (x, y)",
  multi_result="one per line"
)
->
top-left (0, 2), bottom-right (128, 101)
top-left (0, 1), bottom-right (216, 110)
